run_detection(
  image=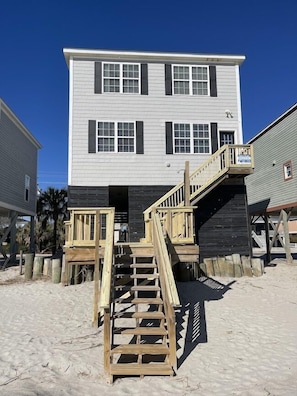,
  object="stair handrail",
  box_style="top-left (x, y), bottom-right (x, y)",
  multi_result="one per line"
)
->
top-left (151, 210), bottom-right (180, 307)
top-left (100, 208), bottom-right (115, 309)
top-left (144, 144), bottom-right (253, 221)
